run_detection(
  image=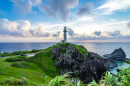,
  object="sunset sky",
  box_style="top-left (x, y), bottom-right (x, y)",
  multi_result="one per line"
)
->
top-left (0, 0), bottom-right (130, 42)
